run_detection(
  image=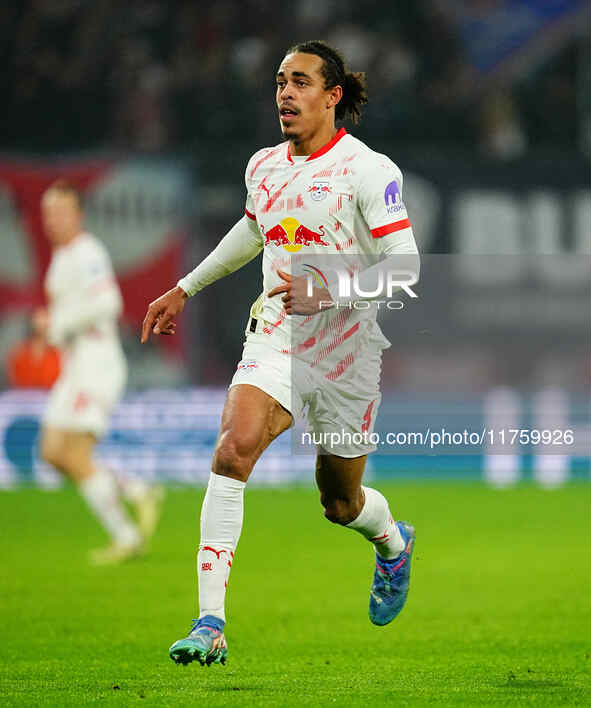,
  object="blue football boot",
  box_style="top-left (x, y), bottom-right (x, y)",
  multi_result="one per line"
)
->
top-left (369, 521), bottom-right (416, 626)
top-left (169, 616), bottom-right (228, 666)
